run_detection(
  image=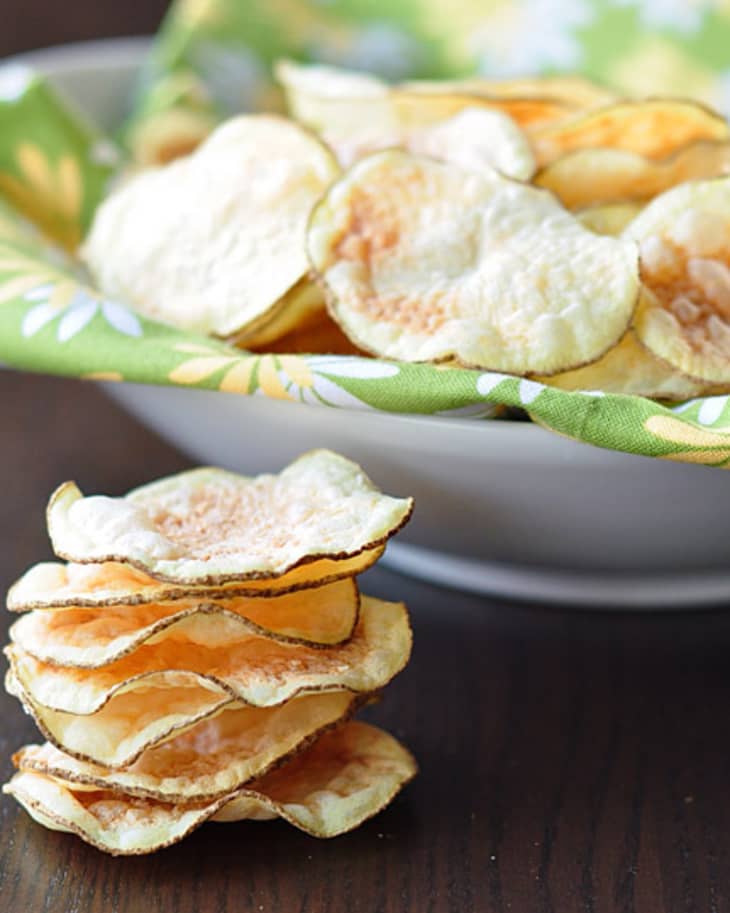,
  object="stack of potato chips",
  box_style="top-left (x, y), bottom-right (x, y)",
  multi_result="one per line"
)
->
top-left (3, 450), bottom-right (416, 855)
